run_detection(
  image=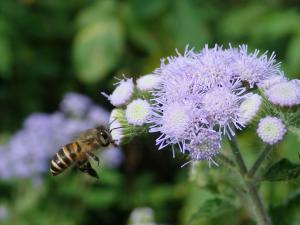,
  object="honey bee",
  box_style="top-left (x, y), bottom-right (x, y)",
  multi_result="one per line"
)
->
top-left (50, 125), bottom-right (115, 178)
